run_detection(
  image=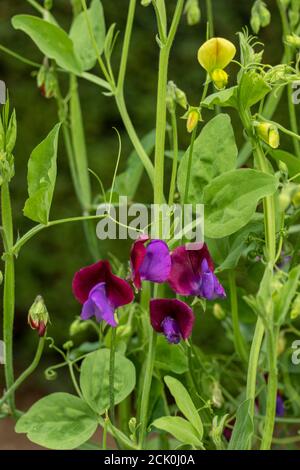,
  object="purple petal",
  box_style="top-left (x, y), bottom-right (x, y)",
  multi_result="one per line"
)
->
top-left (150, 298), bottom-right (195, 340)
top-left (276, 394), bottom-right (284, 417)
top-left (200, 272), bottom-right (215, 300)
top-left (161, 316), bottom-right (181, 344)
top-left (139, 240), bottom-right (171, 284)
